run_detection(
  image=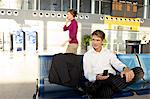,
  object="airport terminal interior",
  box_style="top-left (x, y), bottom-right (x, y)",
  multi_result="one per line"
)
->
top-left (0, 0), bottom-right (150, 99)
